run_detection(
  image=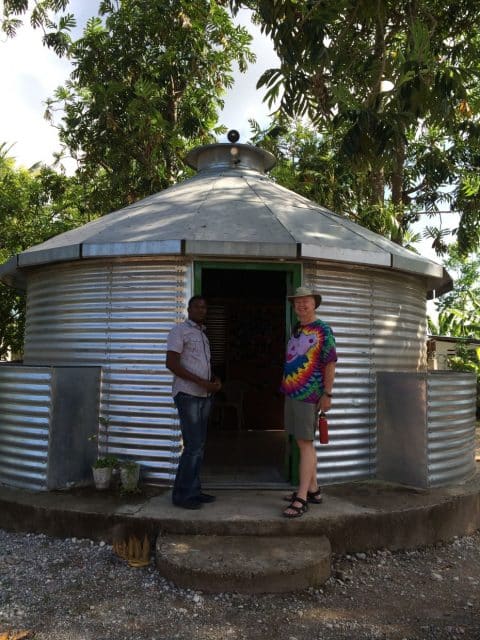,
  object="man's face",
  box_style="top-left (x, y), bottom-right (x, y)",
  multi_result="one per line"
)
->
top-left (294, 296), bottom-right (316, 317)
top-left (188, 298), bottom-right (208, 324)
